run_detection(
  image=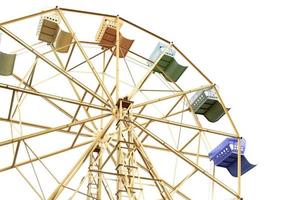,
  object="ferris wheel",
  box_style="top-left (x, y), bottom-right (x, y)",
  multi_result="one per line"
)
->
top-left (0, 7), bottom-right (255, 200)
